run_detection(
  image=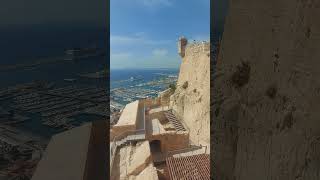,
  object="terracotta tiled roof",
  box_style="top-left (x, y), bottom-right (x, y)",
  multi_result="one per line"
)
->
top-left (166, 154), bottom-right (210, 180)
